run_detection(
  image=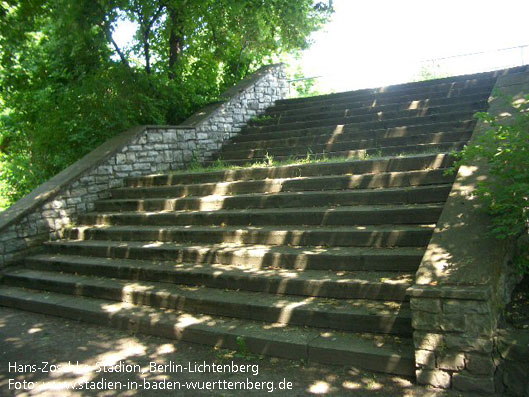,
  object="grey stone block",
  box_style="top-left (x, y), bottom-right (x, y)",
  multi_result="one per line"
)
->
top-left (437, 352), bottom-right (465, 370)
top-left (147, 132), bottom-right (163, 143)
top-left (452, 372), bottom-right (495, 394)
top-left (415, 349), bottom-right (435, 368)
top-left (466, 353), bottom-right (495, 376)
top-left (411, 297), bottom-right (442, 313)
top-left (445, 334), bottom-right (493, 353)
top-left (416, 369), bottom-right (451, 388)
